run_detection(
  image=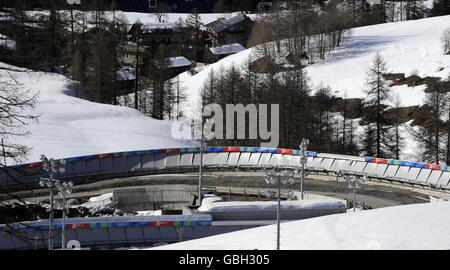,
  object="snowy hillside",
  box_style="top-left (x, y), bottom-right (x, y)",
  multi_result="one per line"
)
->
top-left (149, 201), bottom-right (450, 250)
top-left (0, 62), bottom-right (195, 164)
top-left (175, 15), bottom-right (450, 160)
top-left (180, 15), bottom-right (450, 111)
top-left (306, 15), bottom-right (450, 103)
top-left (122, 12), bottom-right (259, 26)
